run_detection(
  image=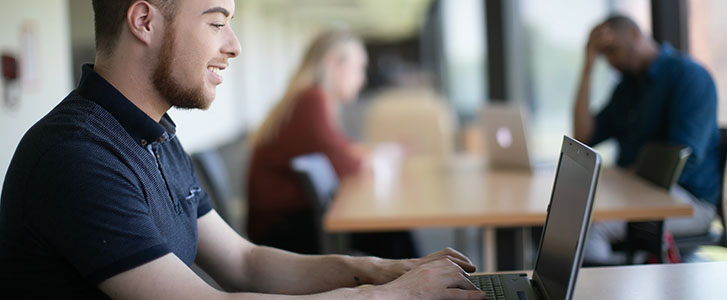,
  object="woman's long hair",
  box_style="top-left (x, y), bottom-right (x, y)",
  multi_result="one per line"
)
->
top-left (250, 30), bottom-right (363, 147)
